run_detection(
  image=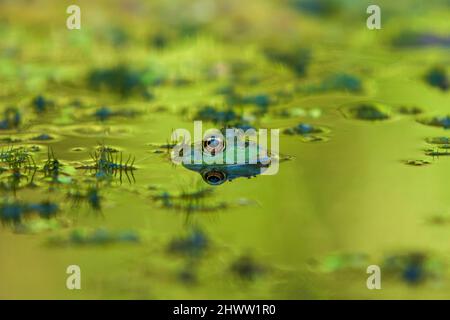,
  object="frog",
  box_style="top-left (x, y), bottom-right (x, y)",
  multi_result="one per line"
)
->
top-left (178, 131), bottom-right (274, 185)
